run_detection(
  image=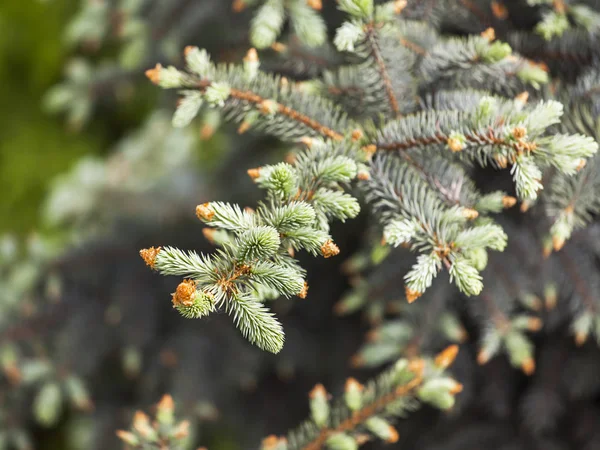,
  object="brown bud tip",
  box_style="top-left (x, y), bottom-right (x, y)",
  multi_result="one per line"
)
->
top-left (435, 345), bottom-right (460, 369)
top-left (280, 77), bottom-right (289, 87)
top-left (271, 42), bottom-right (287, 53)
top-left (575, 331), bottom-right (588, 346)
top-left (477, 349), bottom-right (491, 365)
top-left (545, 292), bottom-right (557, 310)
top-left (145, 64), bottom-right (162, 84)
top-left (491, 0), bottom-right (509, 19)
top-left (321, 240), bottom-right (340, 258)
top-left (261, 435), bottom-right (287, 450)
top-left (259, 99), bottom-right (278, 115)
top-left (447, 137), bottom-right (465, 153)
top-left (462, 208), bottom-right (479, 220)
top-left (184, 46), bottom-right (196, 57)
top-left (287, 246), bottom-right (295, 257)
top-left (244, 47), bottom-right (259, 63)
top-left (202, 228), bottom-right (216, 244)
top-left (405, 286), bottom-right (422, 303)
top-left (172, 279), bottom-right (197, 307)
top-left (502, 196), bottom-right (517, 208)
top-left (515, 91), bottom-right (529, 104)
top-left (157, 394), bottom-right (174, 412)
top-left (232, 0), bottom-right (246, 12)
top-left (512, 126), bottom-right (527, 140)
top-left (173, 420), bottom-right (190, 439)
top-left (552, 235), bottom-right (565, 252)
top-left (355, 434), bottom-right (371, 445)
top-left (200, 123), bottom-right (215, 140)
top-left (520, 201), bottom-right (531, 213)
top-left (449, 380), bottom-right (464, 395)
top-left (238, 121), bottom-right (251, 134)
top-left (521, 357), bottom-right (536, 375)
top-left (357, 170), bottom-right (370, 180)
top-left (309, 383), bottom-right (328, 399)
top-left (384, 425), bottom-right (399, 443)
top-left (351, 129), bottom-right (364, 141)
top-left (247, 167), bottom-right (261, 180)
top-left (116, 430), bottom-right (138, 446)
top-left (407, 358), bottom-right (425, 375)
top-left (345, 377), bottom-right (364, 392)
top-left (481, 27), bottom-right (496, 41)
top-left (300, 136), bottom-right (313, 148)
top-left (394, 0), bottom-right (408, 14)
top-left (140, 246), bottom-right (161, 269)
top-left (133, 410), bottom-right (150, 431)
top-left (576, 158), bottom-right (587, 171)
top-left (196, 202), bottom-right (215, 221)
top-left (495, 154), bottom-right (509, 169)
top-left (298, 281), bottom-right (309, 299)
top-left (366, 329), bottom-right (380, 342)
top-left (350, 354), bottom-right (364, 368)
top-left (363, 144), bottom-right (377, 157)
top-left (527, 317), bottom-right (543, 331)
top-left (285, 152), bottom-right (297, 164)
top-left (307, 0), bottom-right (322, 10)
